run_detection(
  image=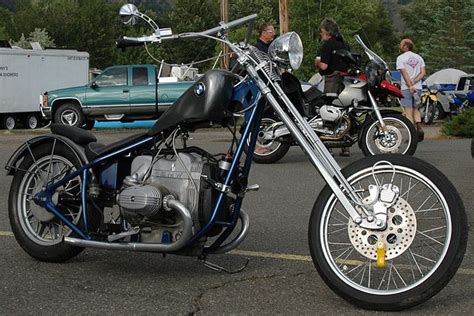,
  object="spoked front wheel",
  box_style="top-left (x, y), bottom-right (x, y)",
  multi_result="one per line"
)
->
top-left (308, 155), bottom-right (467, 310)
